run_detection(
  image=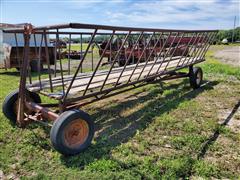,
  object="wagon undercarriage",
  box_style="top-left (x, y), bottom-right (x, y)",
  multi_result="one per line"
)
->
top-left (2, 23), bottom-right (218, 155)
